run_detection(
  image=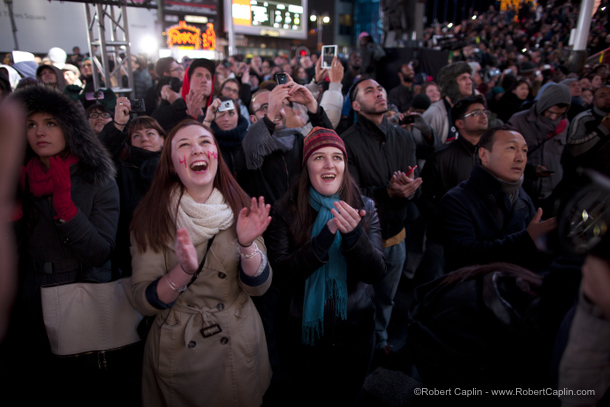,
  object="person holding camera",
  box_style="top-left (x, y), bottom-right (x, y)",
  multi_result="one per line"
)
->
top-left (202, 97), bottom-right (249, 176)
